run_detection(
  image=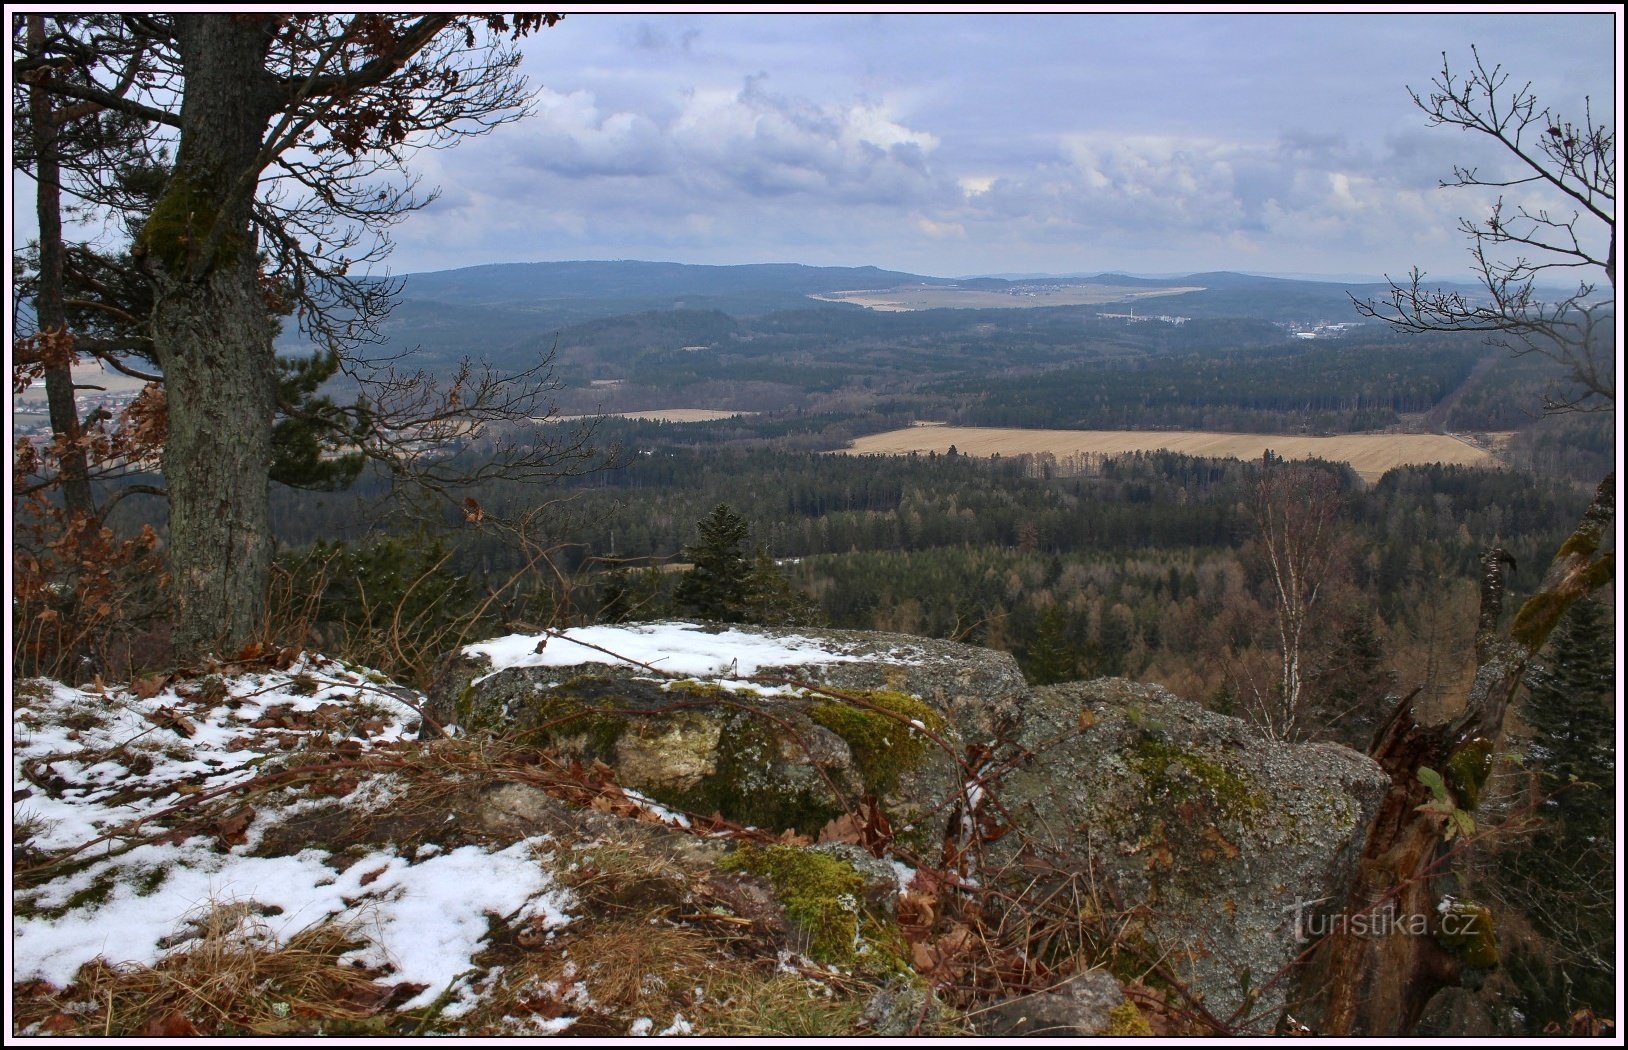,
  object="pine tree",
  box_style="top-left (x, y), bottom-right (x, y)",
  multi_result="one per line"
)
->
top-left (672, 504), bottom-right (754, 623)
